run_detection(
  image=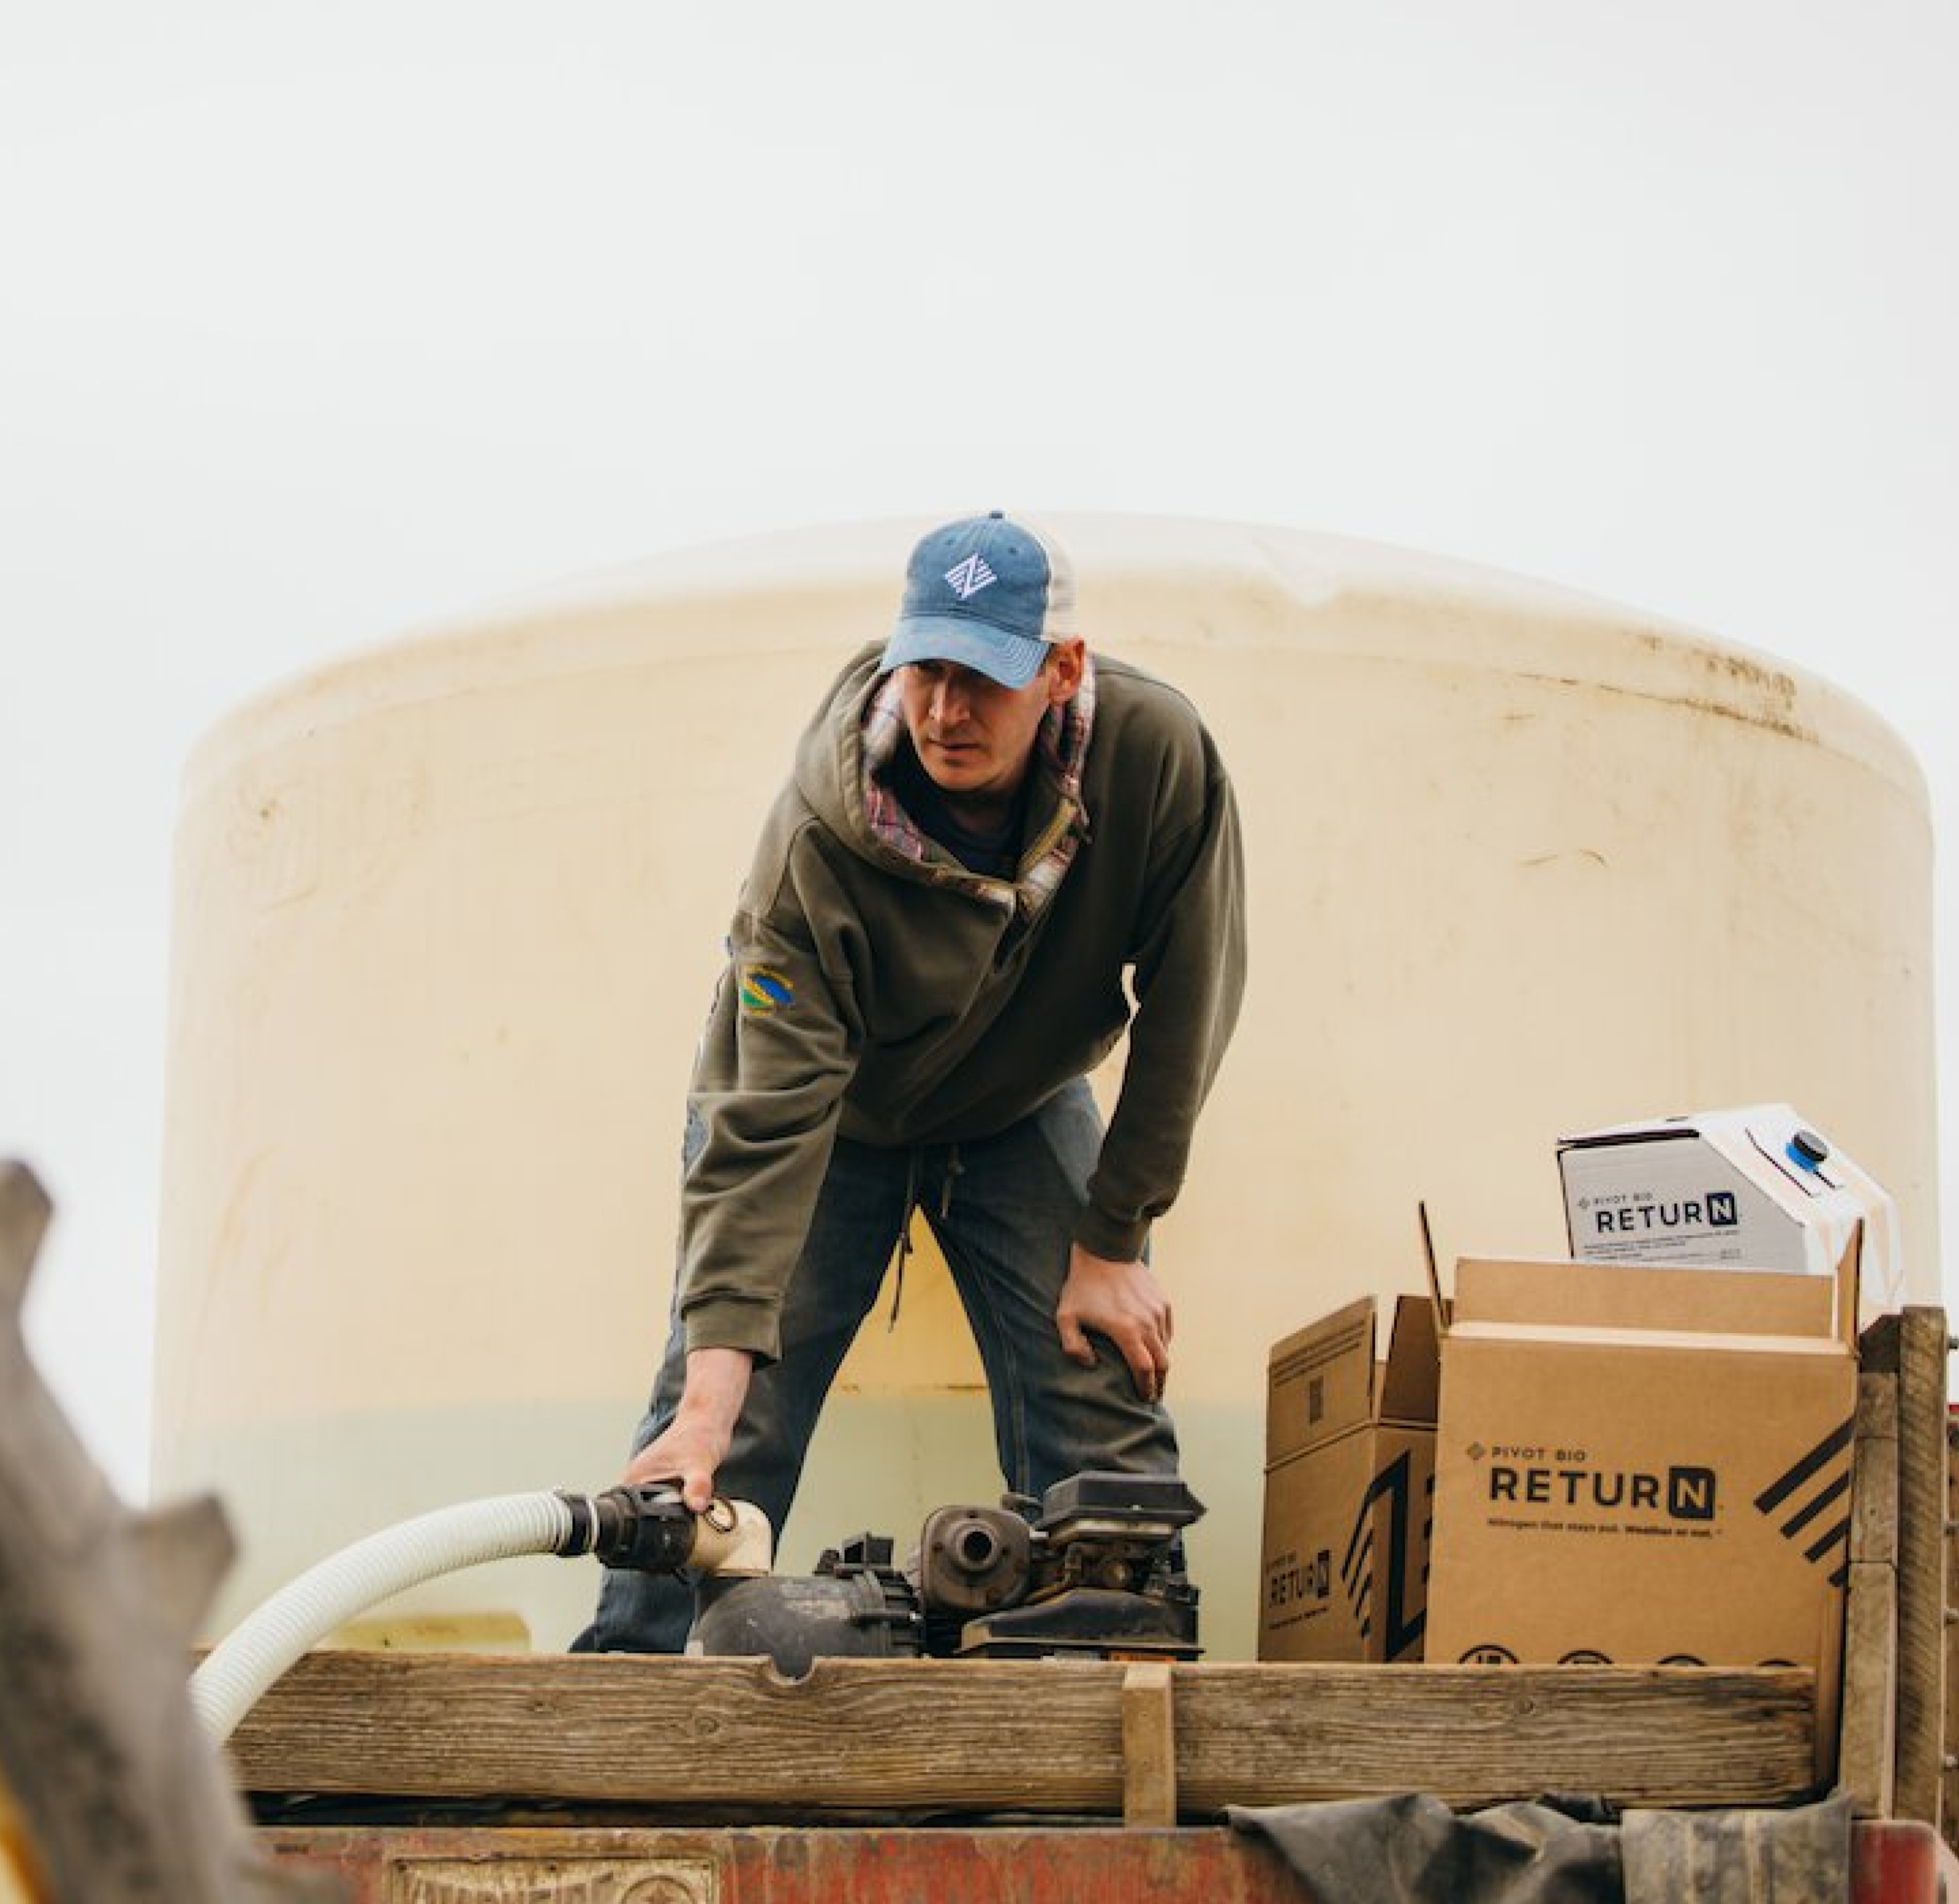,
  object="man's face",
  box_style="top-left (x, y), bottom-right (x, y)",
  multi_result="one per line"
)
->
top-left (896, 640), bottom-right (1084, 809)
